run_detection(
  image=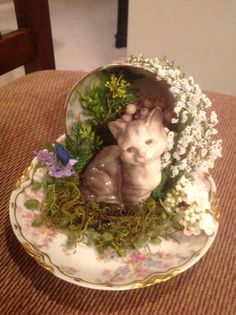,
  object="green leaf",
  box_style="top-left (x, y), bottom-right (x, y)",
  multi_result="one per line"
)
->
top-left (45, 175), bottom-right (55, 185)
top-left (67, 230), bottom-right (78, 243)
top-left (65, 135), bottom-right (78, 157)
top-left (58, 218), bottom-right (71, 228)
top-left (151, 237), bottom-right (161, 245)
top-left (102, 232), bottom-right (114, 242)
top-left (32, 216), bottom-right (45, 226)
top-left (31, 182), bottom-right (42, 191)
top-left (24, 199), bottom-right (40, 210)
top-left (152, 188), bottom-right (162, 200)
top-left (34, 162), bottom-right (43, 169)
top-left (45, 142), bottom-right (55, 152)
top-left (86, 230), bottom-right (101, 241)
top-left (74, 124), bottom-right (80, 136)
